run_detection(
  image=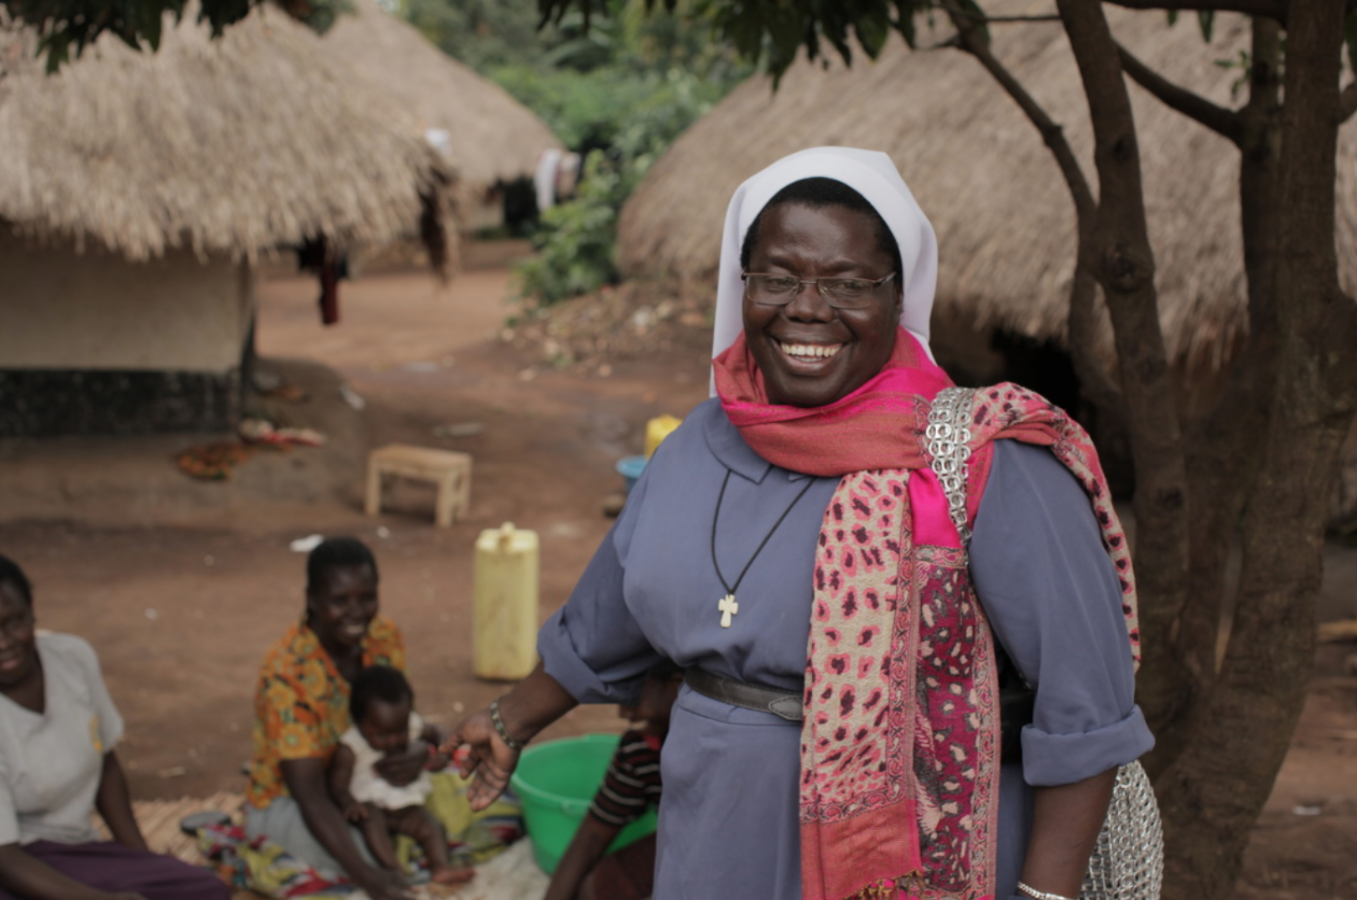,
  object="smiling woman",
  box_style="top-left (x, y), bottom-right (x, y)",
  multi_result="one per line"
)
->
top-left (739, 183), bottom-right (902, 408)
top-left (449, 147), bottom-right (1155, 900)
top-left (243, 538), bottom-right (424, 900)
top-left (0, 553), bottom-right (229, 900)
